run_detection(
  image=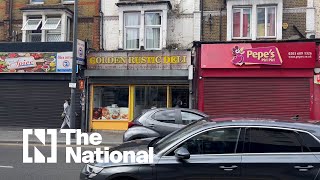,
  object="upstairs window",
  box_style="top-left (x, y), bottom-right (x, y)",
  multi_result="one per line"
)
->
top-left (22, 18), bottom-right (42, 42)
top-left (22, 14), bottom-right (70, 42)
top-left (232, 8), bottom-right (251, 39)
top-left (257, 6), bottom-right (276, 38)
top-left (145, 12), bottom-right (161, 49)
top-left (227, 0), bottom-right (281, 40)
top-left (124, 11), bottom-right (162, 50)
top-left (124, 13), bottom-right (140, 50)
top-left (42, 18), bottom-right (62, 42)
